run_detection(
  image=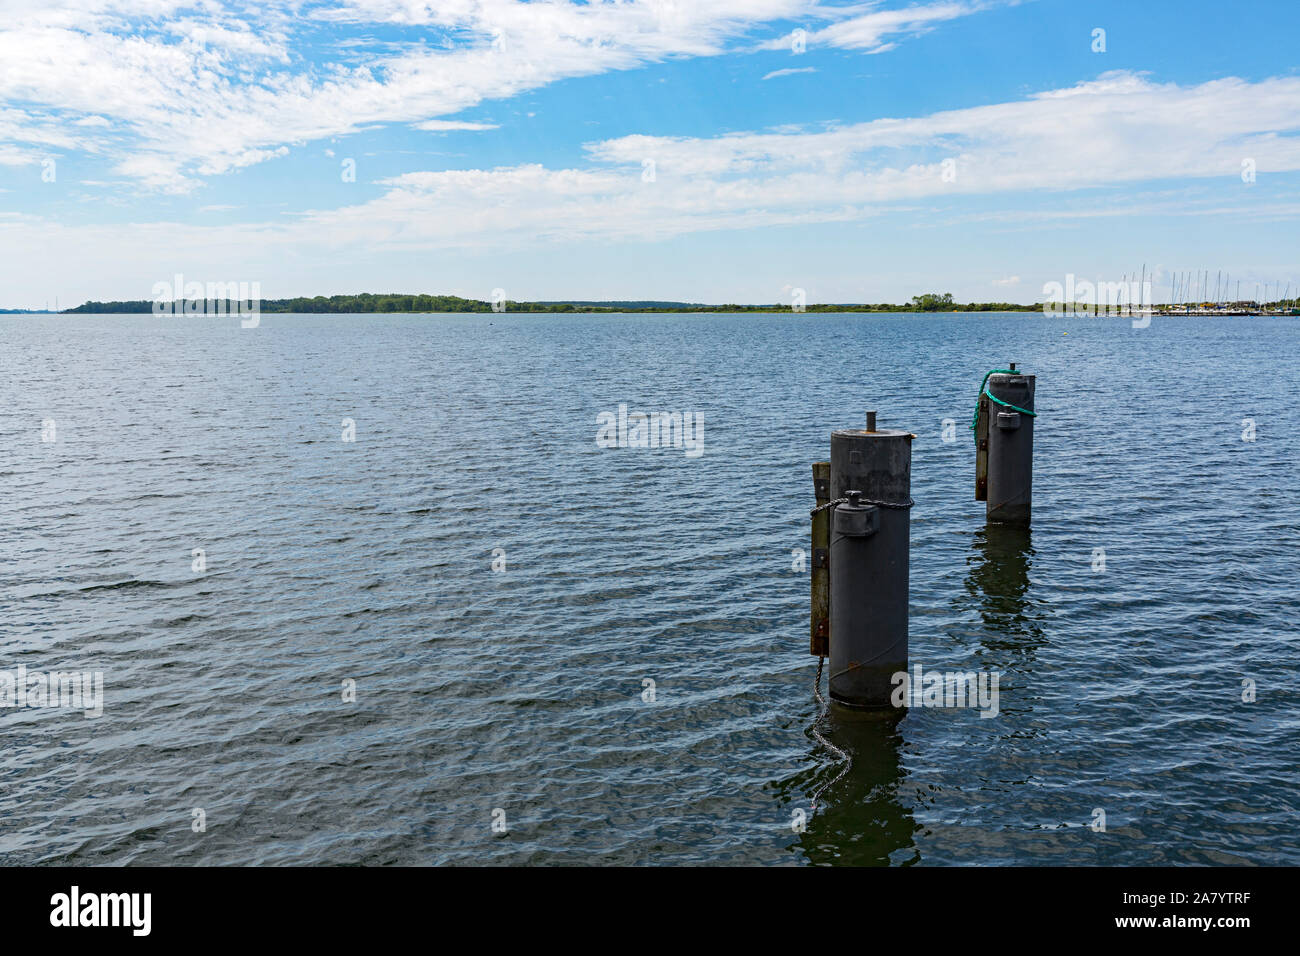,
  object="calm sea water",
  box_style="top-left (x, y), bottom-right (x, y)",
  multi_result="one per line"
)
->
top-left (2, 311), bottom-right (1297, 866)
